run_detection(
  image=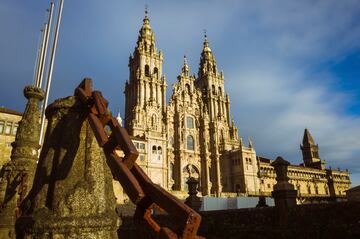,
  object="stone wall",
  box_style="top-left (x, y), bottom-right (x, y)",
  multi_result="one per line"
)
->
top-left (118, 201), bottom-right (360, 238)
